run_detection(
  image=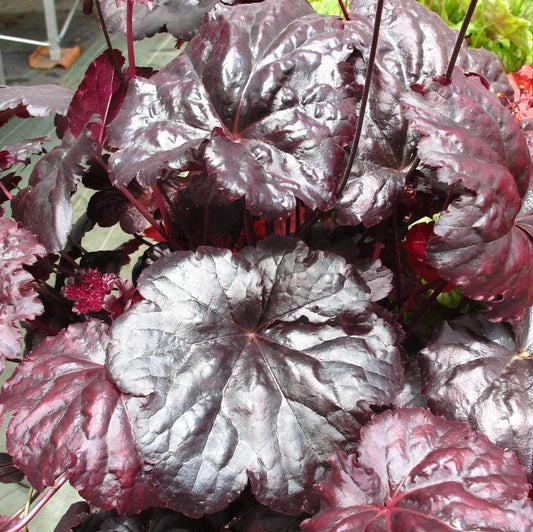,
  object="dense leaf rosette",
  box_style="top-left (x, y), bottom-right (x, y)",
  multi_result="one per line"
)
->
top-left (107, 0), bottom-right (361, 219)
top-left (107, 237), bottom-right (403, 516)
top-left (301, 408), bottom-right (533, 531)
top-left (420, 309), bottom-right (533, 482)
top-left (403, 68), bottom-right (533, 320)
top-left (0, 320), bottom-right (158, 513)
top-left (0, 215), bottom-right (45, 372)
